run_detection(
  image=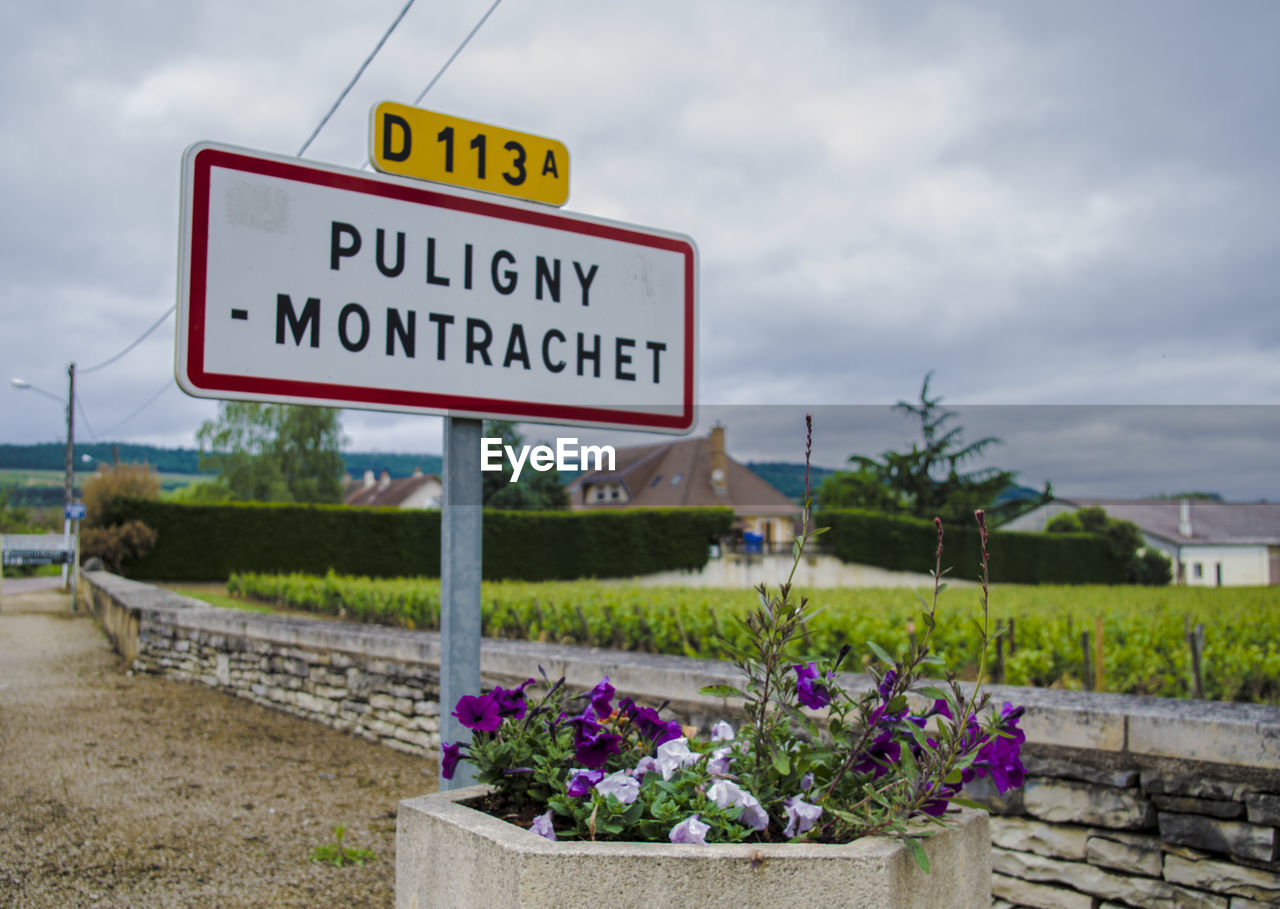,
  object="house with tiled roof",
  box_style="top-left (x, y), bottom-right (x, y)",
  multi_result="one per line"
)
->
top-left (344, 467), bottom-right (442, 510)
top-left (1002, 498), bottom-right (1280, 586)
top-left (566, 426), bottom-right (801, 550)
